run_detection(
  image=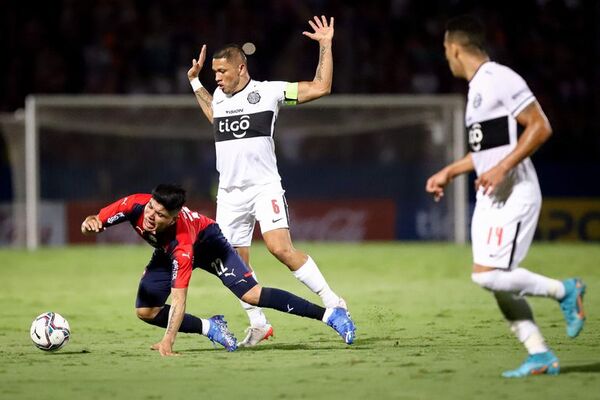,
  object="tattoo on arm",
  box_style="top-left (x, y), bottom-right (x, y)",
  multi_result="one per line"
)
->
top-left (316, 45), bottom-right (327, 82)
top-left (195, 88), bottom-right (213, 122)
top-left (197, 89), bottom-right (212, 108)
top-left (166, 304), bottom-right (178, 336)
